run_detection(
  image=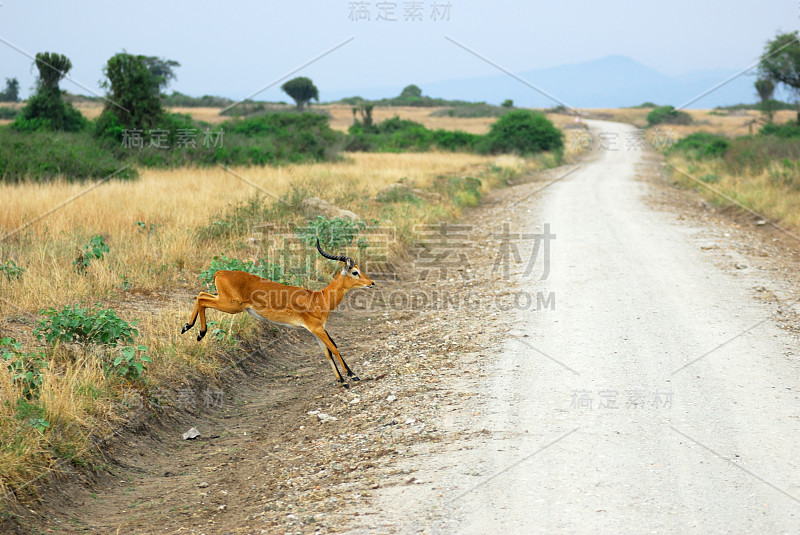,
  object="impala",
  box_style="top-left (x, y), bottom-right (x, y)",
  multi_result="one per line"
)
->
top-left (181, 239), bottom-right (375, 386)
